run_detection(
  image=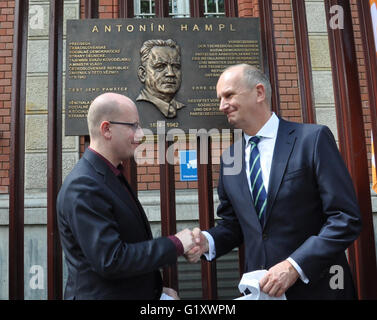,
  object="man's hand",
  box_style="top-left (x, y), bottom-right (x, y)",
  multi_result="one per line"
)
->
top-left (184, 228), bottom-right (209, 263)
top-left (259, 260), bottom-right (299, 297)
top-left (175, 229), bottom-right (195, 253)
